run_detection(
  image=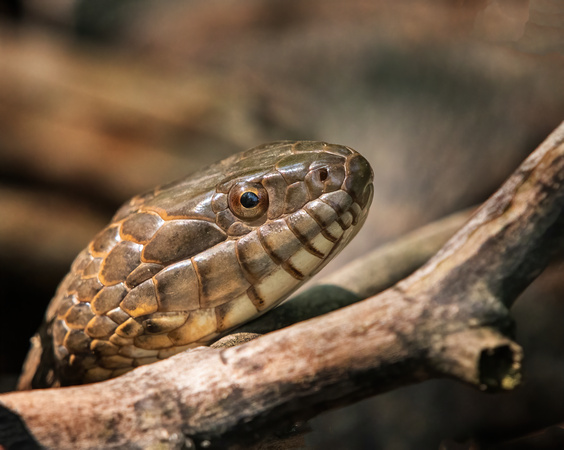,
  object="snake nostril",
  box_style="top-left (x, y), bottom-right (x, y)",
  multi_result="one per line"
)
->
top-left (319, 168), bottom-right (328, 182)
